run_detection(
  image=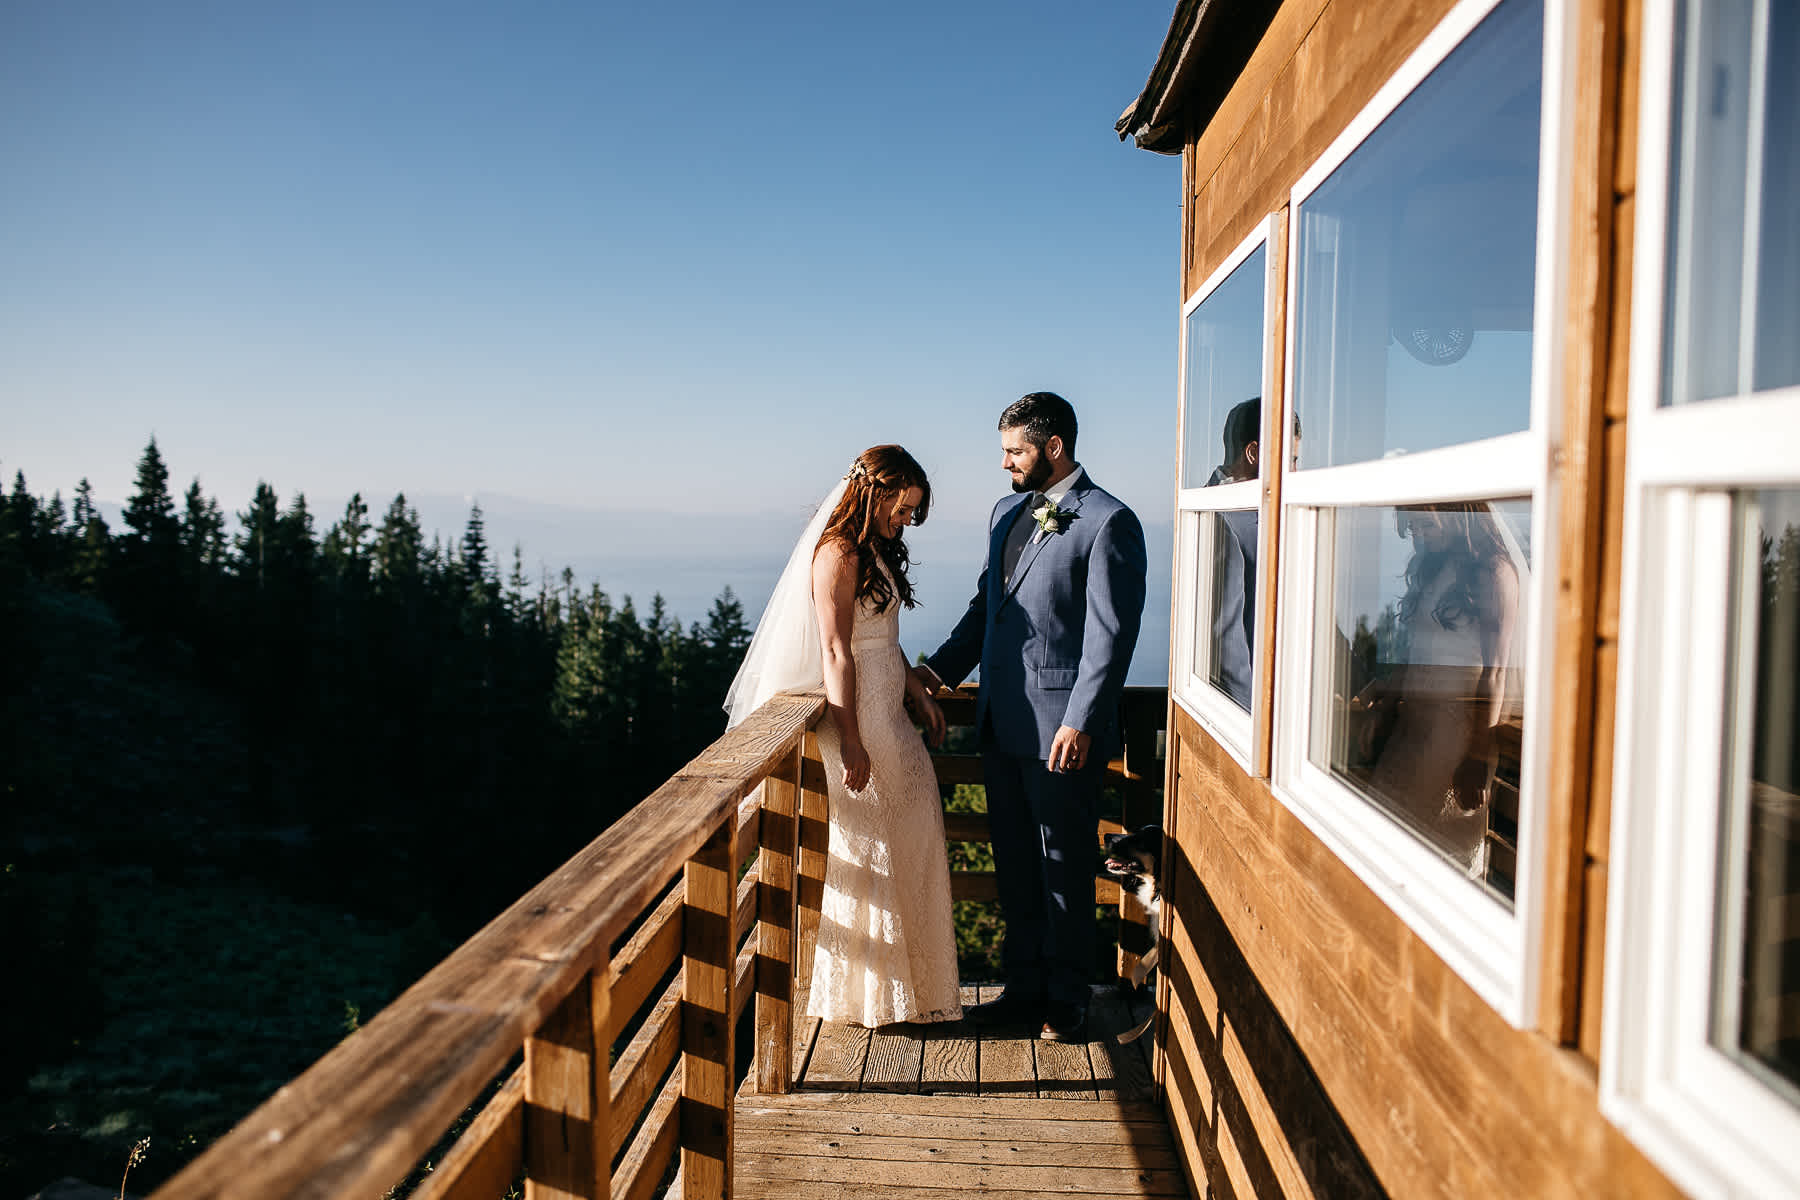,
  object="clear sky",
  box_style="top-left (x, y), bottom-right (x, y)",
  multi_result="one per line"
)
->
top-left (0, 1), bottom-right (1181, 533)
